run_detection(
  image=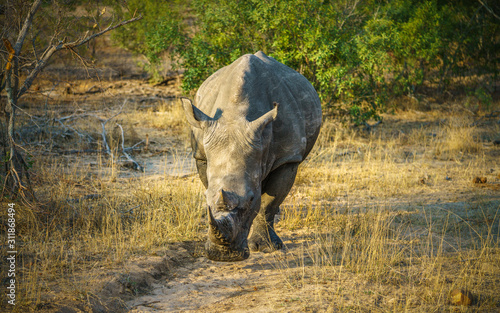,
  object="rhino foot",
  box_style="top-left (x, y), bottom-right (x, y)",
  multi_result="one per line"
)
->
top-left (248, 226), bottom-right (284, 253)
